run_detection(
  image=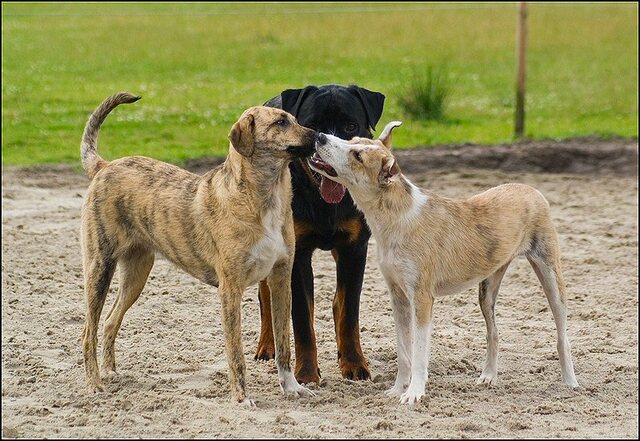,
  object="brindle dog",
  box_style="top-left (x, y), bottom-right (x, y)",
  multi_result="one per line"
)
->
top-left (80, 92), bottom-right (318, 406)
